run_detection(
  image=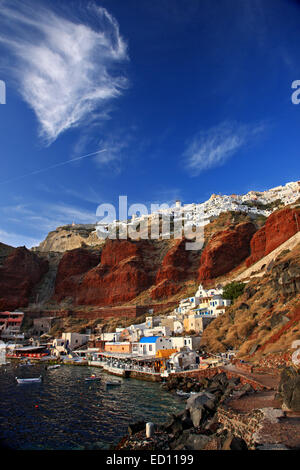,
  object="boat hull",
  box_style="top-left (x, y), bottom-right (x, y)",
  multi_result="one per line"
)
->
top-left (16, 376), bottom-right (42, 384)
